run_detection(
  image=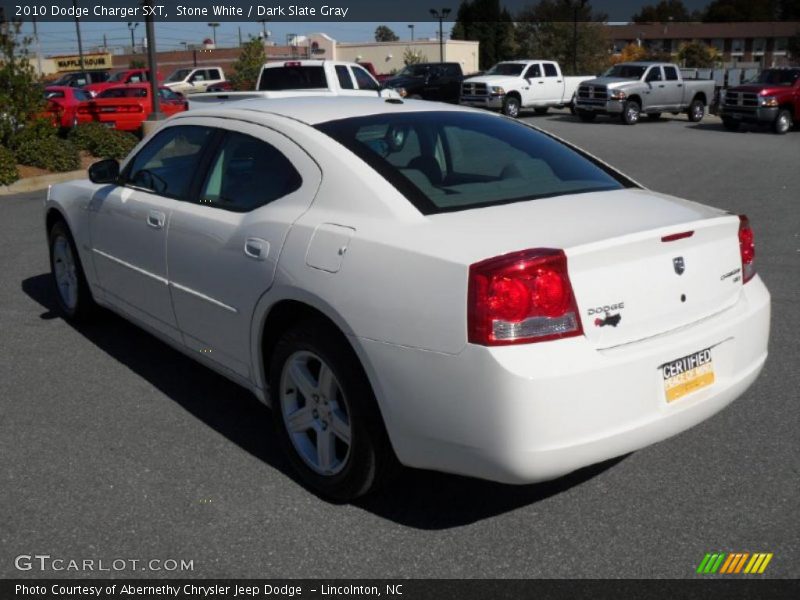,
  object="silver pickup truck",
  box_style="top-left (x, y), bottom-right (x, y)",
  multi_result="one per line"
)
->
top-left (575, 62), bottom-right (715, 125)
